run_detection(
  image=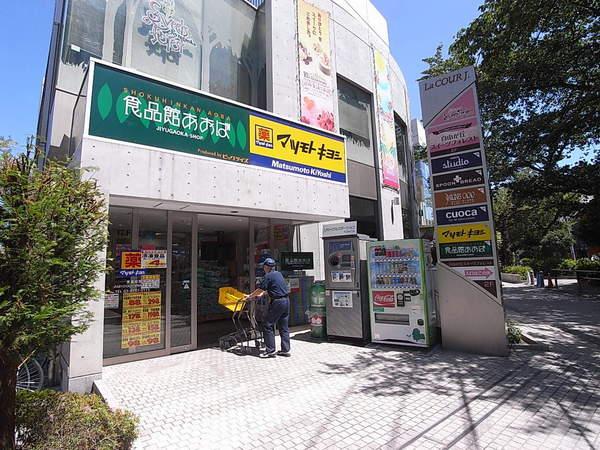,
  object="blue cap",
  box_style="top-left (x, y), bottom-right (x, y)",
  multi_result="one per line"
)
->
top-left (260, 257), bottom-right (276, 267)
